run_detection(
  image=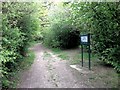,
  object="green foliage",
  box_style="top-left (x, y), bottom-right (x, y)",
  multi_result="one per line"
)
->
top-left (2, 2), bottom-right (119, 88)
top-left (2, 27), bottom-right (24, 51)
top-left (91, 3), bottom-right (120, 72)
top-left (70, 2), bottom-right (120, 72)
top-left (44, 2), bottom-right (119, 72)
top-left (43, 2), bottom-right (80, 49)
top-left (100, 48), bottom-right (120, 71)
top-left (58, 52), bottom-right (69, 60)
top-left (43, 21), bottom-right (80, 49)
top-left (1, 2), bottom-right (41, 88)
